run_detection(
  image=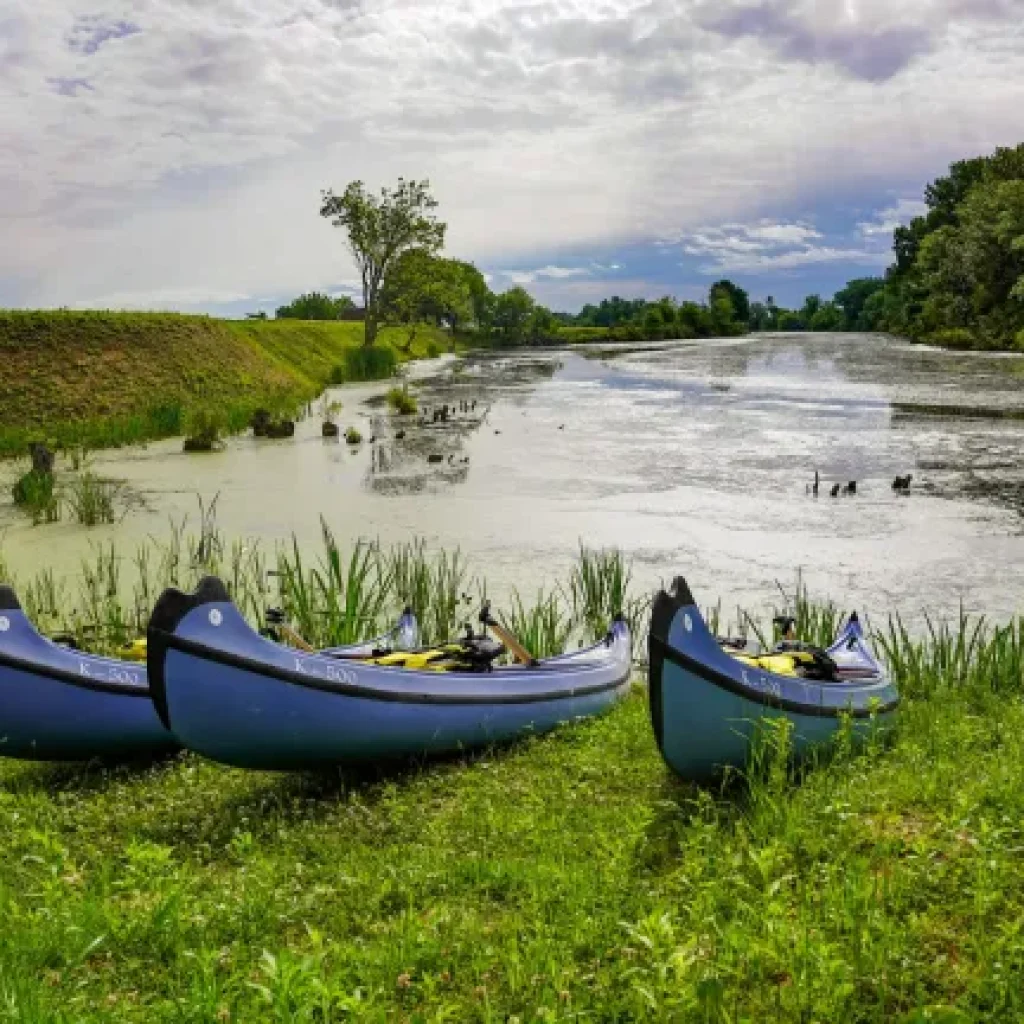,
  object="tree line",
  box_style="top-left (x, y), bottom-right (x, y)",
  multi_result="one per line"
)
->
top-left (283, 143), bottom-right (1024, 351)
